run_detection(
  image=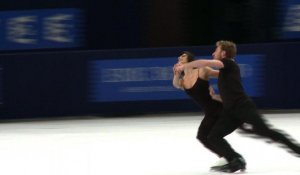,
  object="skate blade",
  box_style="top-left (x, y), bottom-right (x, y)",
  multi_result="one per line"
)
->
top-left (210, 168), bottom-right (246, 174)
